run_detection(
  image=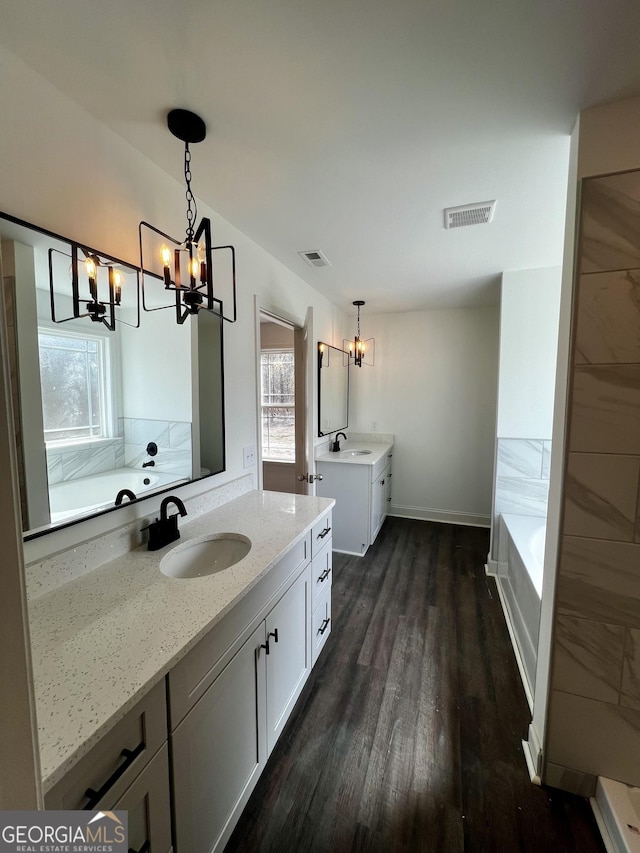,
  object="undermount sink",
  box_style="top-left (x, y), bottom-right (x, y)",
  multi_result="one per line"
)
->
top-left (339, 449), bottom-right (372, 457)
top-left (160, 533), bottom-right (251, 579)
